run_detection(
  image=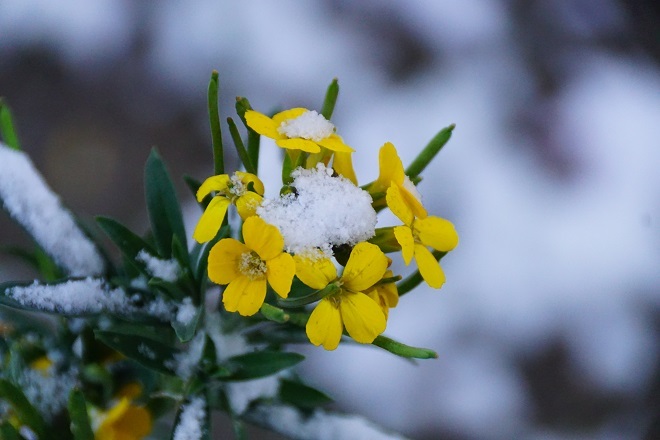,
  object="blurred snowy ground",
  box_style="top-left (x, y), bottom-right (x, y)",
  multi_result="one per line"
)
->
top-left (1, 1), bottom-right (659, 439)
